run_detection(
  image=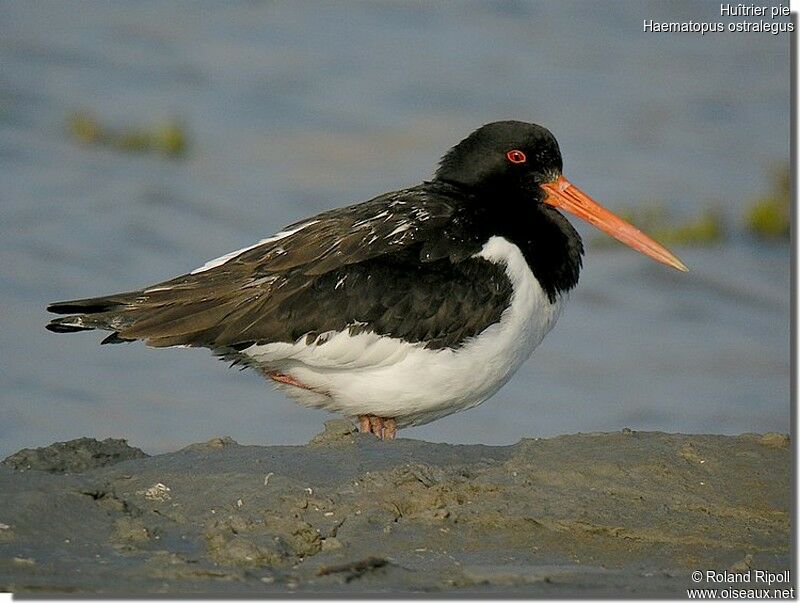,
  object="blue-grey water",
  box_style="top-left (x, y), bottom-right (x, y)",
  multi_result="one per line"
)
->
top-left (0, 1), bottom-right (790, 456)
